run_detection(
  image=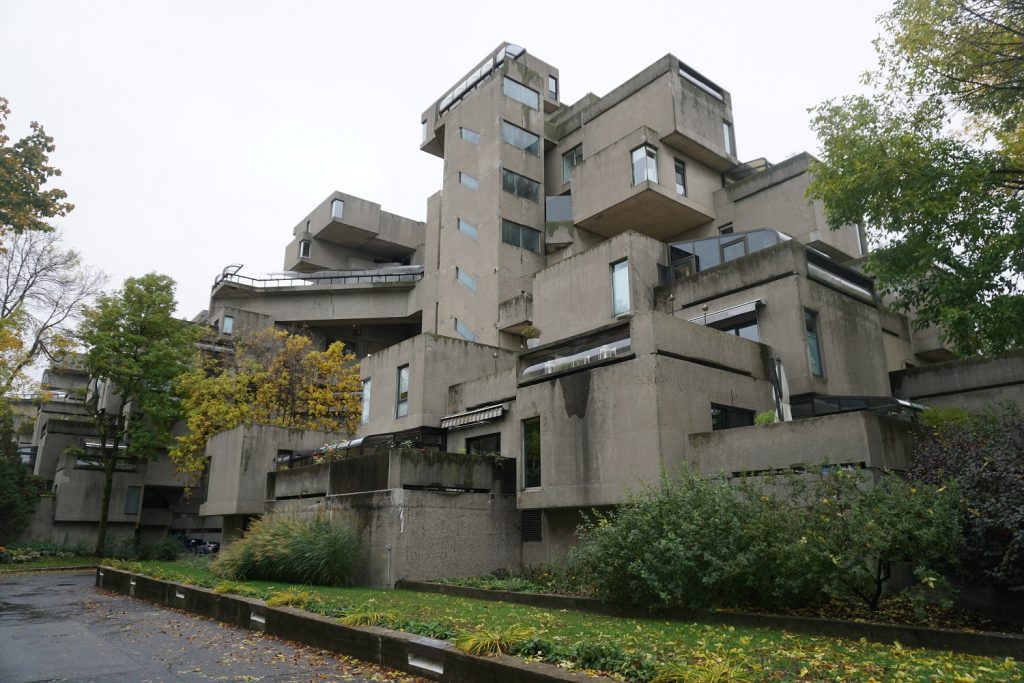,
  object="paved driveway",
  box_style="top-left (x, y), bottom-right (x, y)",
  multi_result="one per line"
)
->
top-left (0, 570), bottom-right (424, 683)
